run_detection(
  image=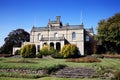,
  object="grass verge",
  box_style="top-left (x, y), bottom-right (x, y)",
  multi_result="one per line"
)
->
top-left (0, 72), bottom-right (43, 79)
